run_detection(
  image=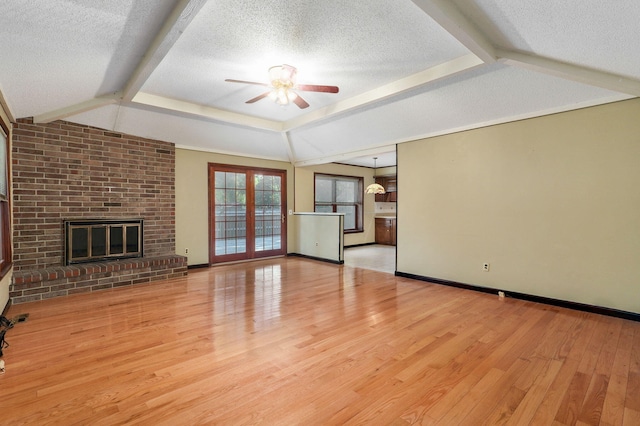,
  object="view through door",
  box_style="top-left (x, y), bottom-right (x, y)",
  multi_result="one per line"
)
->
top-left (208, 164), bottom-right (287, 264)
